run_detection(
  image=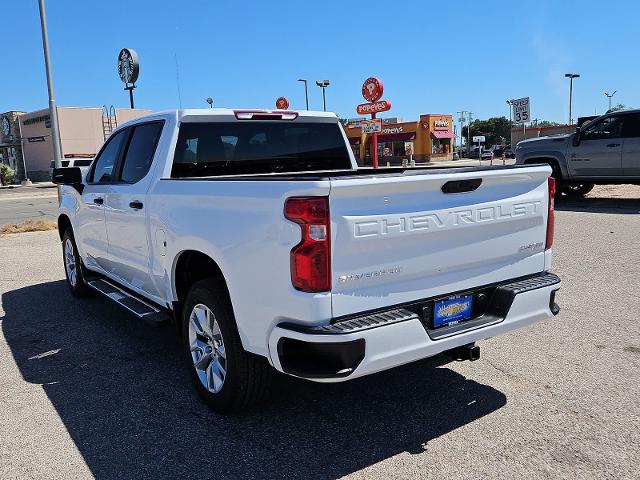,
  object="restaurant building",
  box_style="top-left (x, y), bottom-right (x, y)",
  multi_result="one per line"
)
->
top-left (343, 113), bottom-right (456, 165)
